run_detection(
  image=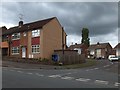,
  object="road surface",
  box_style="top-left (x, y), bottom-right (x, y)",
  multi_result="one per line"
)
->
top-left (2, 60), bottom-right (120, 88)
